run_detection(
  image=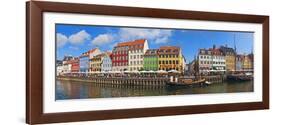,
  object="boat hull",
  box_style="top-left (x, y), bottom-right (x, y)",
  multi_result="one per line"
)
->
top-left (227, 75), bottom-right (253, 81)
